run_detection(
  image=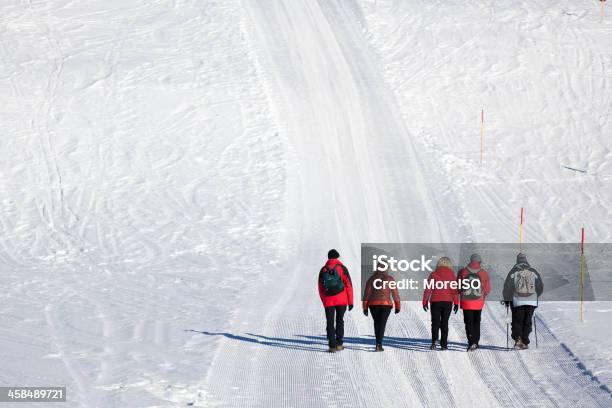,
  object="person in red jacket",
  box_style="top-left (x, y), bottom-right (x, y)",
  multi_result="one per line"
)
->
top-left (422, 257), bottom-right (459, 350)
top-left (318, 249), bottom-right (354, 353)
top-left (457, 253), bottom-right (491, 351)
top-left (362, 264), bottom-right (401, 352)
